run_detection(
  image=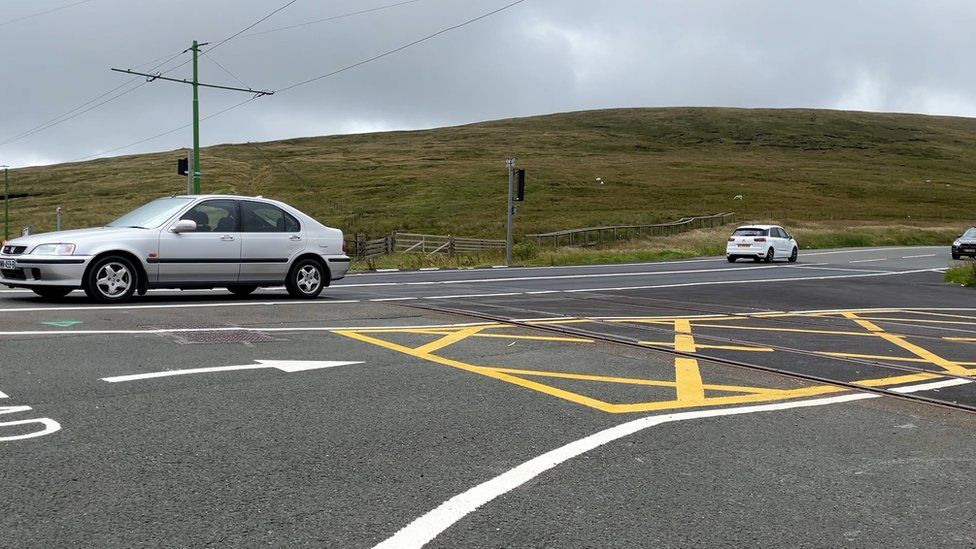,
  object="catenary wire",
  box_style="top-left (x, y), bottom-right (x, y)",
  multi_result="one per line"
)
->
top-left (0, 0), bottom-right (95, 27)
top-left (240, 0), bottom-right (424, 38)
top-left (277, 0), bottom-right (527, 93)
top-left (69, 0), bottom-right (529, 161)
